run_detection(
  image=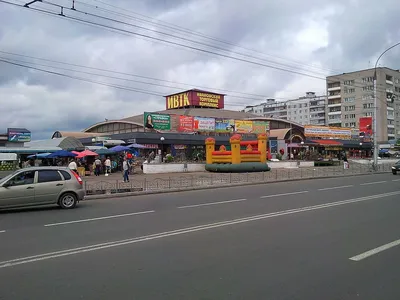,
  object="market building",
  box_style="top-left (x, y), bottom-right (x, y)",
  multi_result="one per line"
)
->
top-left (47, 88), bottom-right (382, 160)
